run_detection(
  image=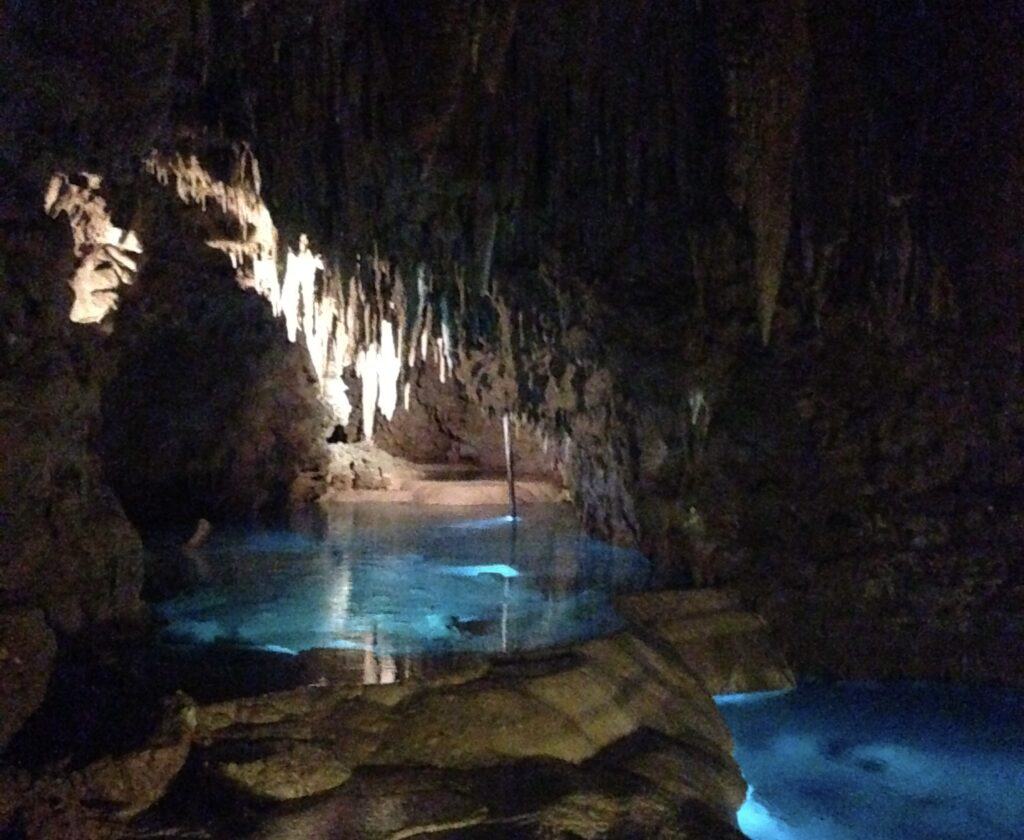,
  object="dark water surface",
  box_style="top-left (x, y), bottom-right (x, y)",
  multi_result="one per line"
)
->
top-left (155, 503), bottom-right (649, 664)
top-left (717, 682), bottom-right (1024, 840)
